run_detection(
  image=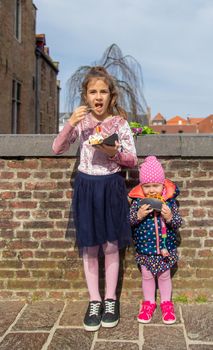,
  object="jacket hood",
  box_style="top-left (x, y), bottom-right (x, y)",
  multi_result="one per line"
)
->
top-left (128, 179), bottom-right (180, 201)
